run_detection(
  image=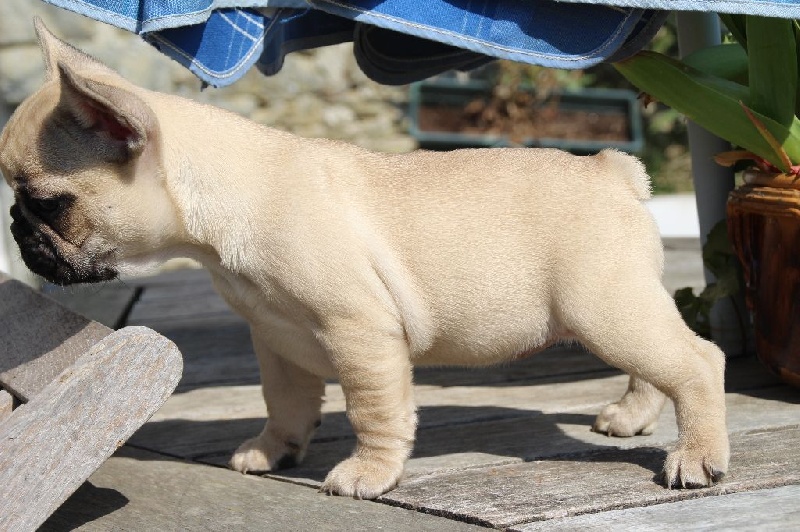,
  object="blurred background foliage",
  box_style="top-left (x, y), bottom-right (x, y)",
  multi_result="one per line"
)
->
top-left (478, 15), bottom-right (692, 194)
